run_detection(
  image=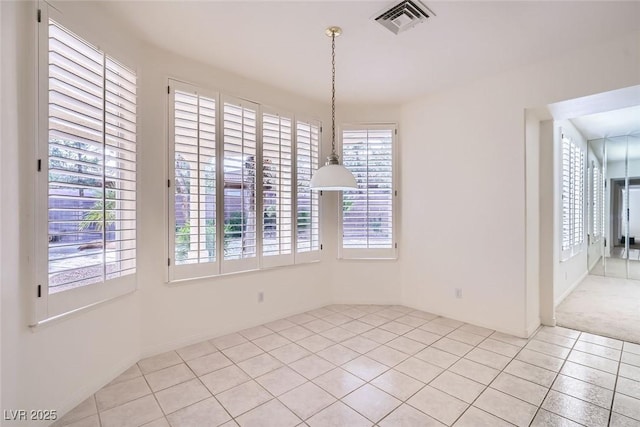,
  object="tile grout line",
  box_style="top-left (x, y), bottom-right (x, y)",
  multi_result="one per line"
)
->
top-left (607, 342), bottom-right (625, 426)
top-left (526, 327), bottom-right (583, 427)
top-left (137, 363), bottom-right (173, 426)
top-left (76, 306), bottom-right (635, 427)
top-left (444, 324), bottom-right (546, 427)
